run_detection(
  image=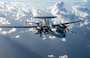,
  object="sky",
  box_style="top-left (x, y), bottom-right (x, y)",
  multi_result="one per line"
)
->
top-left (0, 0), bottom-right (90, 58)
top-left (0, 0), bottom-right (89, 9)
